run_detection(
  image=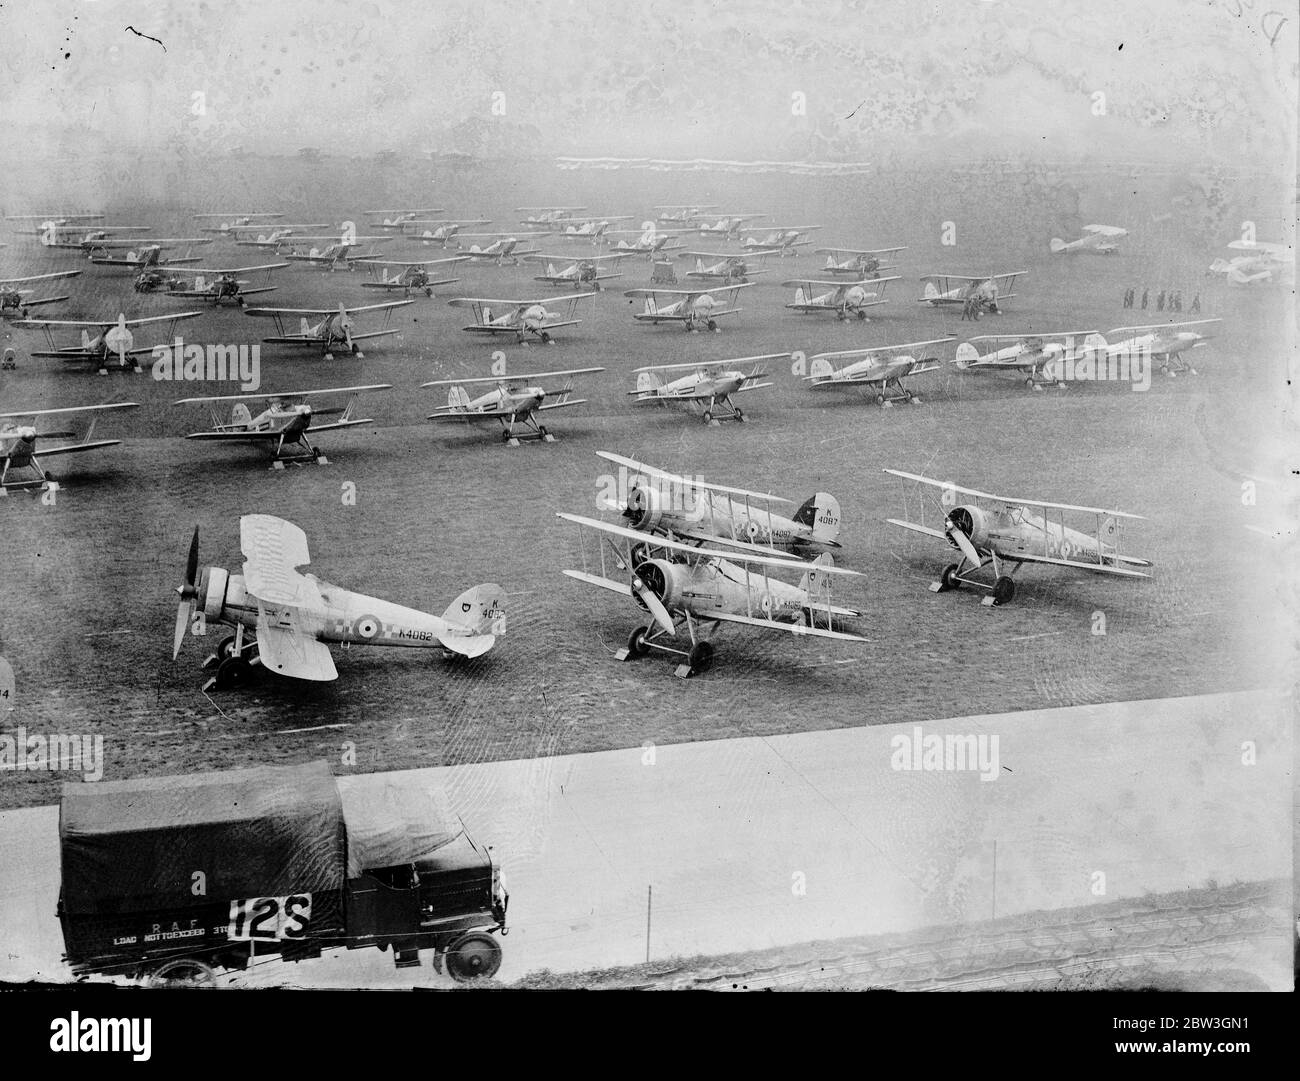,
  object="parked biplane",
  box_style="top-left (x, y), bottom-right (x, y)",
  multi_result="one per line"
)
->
top-left (388, 219), bottom-right (493, 244)
top-left (1208, 240), bottom-right (1294, 285)
top-left (175, 384), bottom-right (392, 465)
top-left (455, 235), bottom-right (546, 265)
top-left (195, 212), bottom-right (285, 234)
top-left (919, 271), bottom-right (1026, 314)
top-left (629, 354), bottom-right (781, 423)
top-left (595, 450), bottom-right (843, 557)
top-left (605, 223), bottom-right (683, 255)
top-left (680, 251), bottom-right (777, 284)
top-left (0, 270), bottom-right (82, 318)
top-left (882, 468), bottom-right (1152, 606)
top-left (243, 300), bottom-right (413, 359)
top-left (0, 400), bottom-right (139, 491)
top-left (805, 338), bottom-right (954, 404)
top-left (655, 205), bottom-right (719, 226)
top-left (557, 512), bottom-right (865, 677)
top-left (171, 515), bottom-right (506, 690)
top-left (352, 256), bottom-right (470, 296)
top-left (282, 237), bottom-right (394, 270)
top-left (624, 283), bottom-right (753, 332)
top-left (815, 246), bottom-right (906, 278)
top-left (783, 276), bottom-right (901, 320)
top-left (88, 240), bottom-right (215, 269)
top-left (517, 206), bottom-right (587, 228)
top-left (233, 226), bottom-right (334, 248)
top-left (13, 311), bottom-right (202, 374)
top-left (1101, 318), bottom-right (1221, 376)
top-left (526, 253), bottom-right (632, 289)
top-left (146, 263), bottom-right (289, 305)
top-left (364, 208), bottom-right (448, 229)
top-left (954, 331), bottom-right (1107, 388)
top-left (1049, 224), bottom-right (1128, 254)
top-left (423, 367), bottom-right (604, 445)
top-left (697, 214), bottom-right (767, 239)
top-left (448, 292), bottom-right (595, 344)
top-left (738, 225), bottom-right (821, 255)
